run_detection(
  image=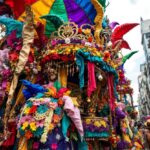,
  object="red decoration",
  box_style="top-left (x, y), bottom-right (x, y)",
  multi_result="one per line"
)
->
top-left (112, 40), bottom-right (131, 50)
top-left (29, 105), bottom-right (37, 114)
top-left (2, 122), bottom-right (16, 147)
top-left (111, 23), bottom-right (139, 43)
top-left (5, 0), bottom-right (37, 18)
top-left (78, 28), bottom-right (82, 33)
top-left (88, 37), bottom-right (93, 42)
top-left (9, 52), bottom-right (19, 62)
